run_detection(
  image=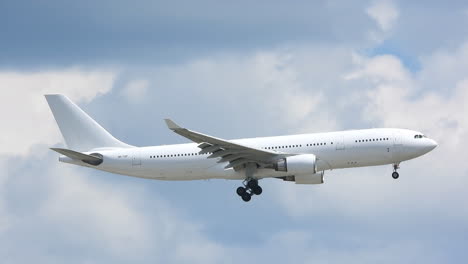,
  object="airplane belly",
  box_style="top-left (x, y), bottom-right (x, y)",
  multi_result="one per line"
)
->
top-left (130, 158), bottom-right (221, 180)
